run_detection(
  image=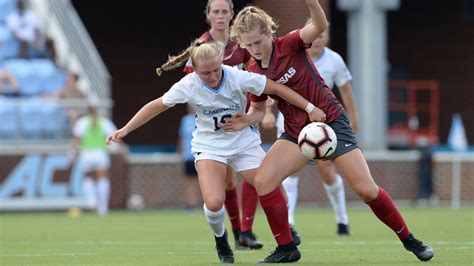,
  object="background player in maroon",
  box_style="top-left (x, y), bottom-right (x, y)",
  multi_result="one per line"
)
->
top-left (230, 0), bottom-right (434, 263)
top-left (156, 0), bottom-right (263, 250)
